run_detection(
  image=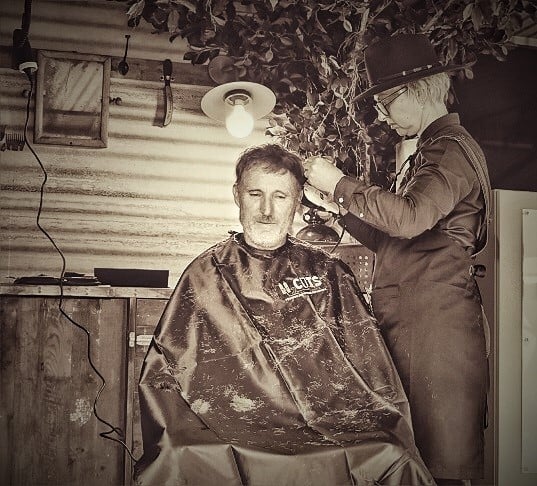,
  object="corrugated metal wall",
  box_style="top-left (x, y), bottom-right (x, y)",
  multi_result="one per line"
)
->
top-left (0, 0), bottom-right (273, 287)
top-left (0, 0), bottom-right (191, 61)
